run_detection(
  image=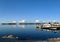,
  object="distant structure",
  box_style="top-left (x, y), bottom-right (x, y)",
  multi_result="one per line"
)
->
top-left (12, 21), bottom-right (16, 23)
top-left (35, 20), bottom-right (39, 23)
top-left (19, 20), bottom-right (25, 25)
top-left (35, 20), bottom-right (39, 25)
top-left (19, 20), bottom-right (25, 23)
